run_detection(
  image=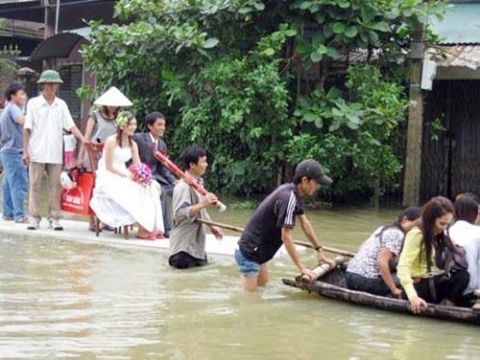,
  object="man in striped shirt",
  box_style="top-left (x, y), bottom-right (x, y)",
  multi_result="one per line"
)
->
top-left (236, 159), bottom-right (335, 291)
